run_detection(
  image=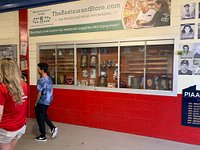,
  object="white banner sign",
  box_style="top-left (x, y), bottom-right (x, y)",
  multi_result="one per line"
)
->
top-left (29, 0), bottom-right (171, 36)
